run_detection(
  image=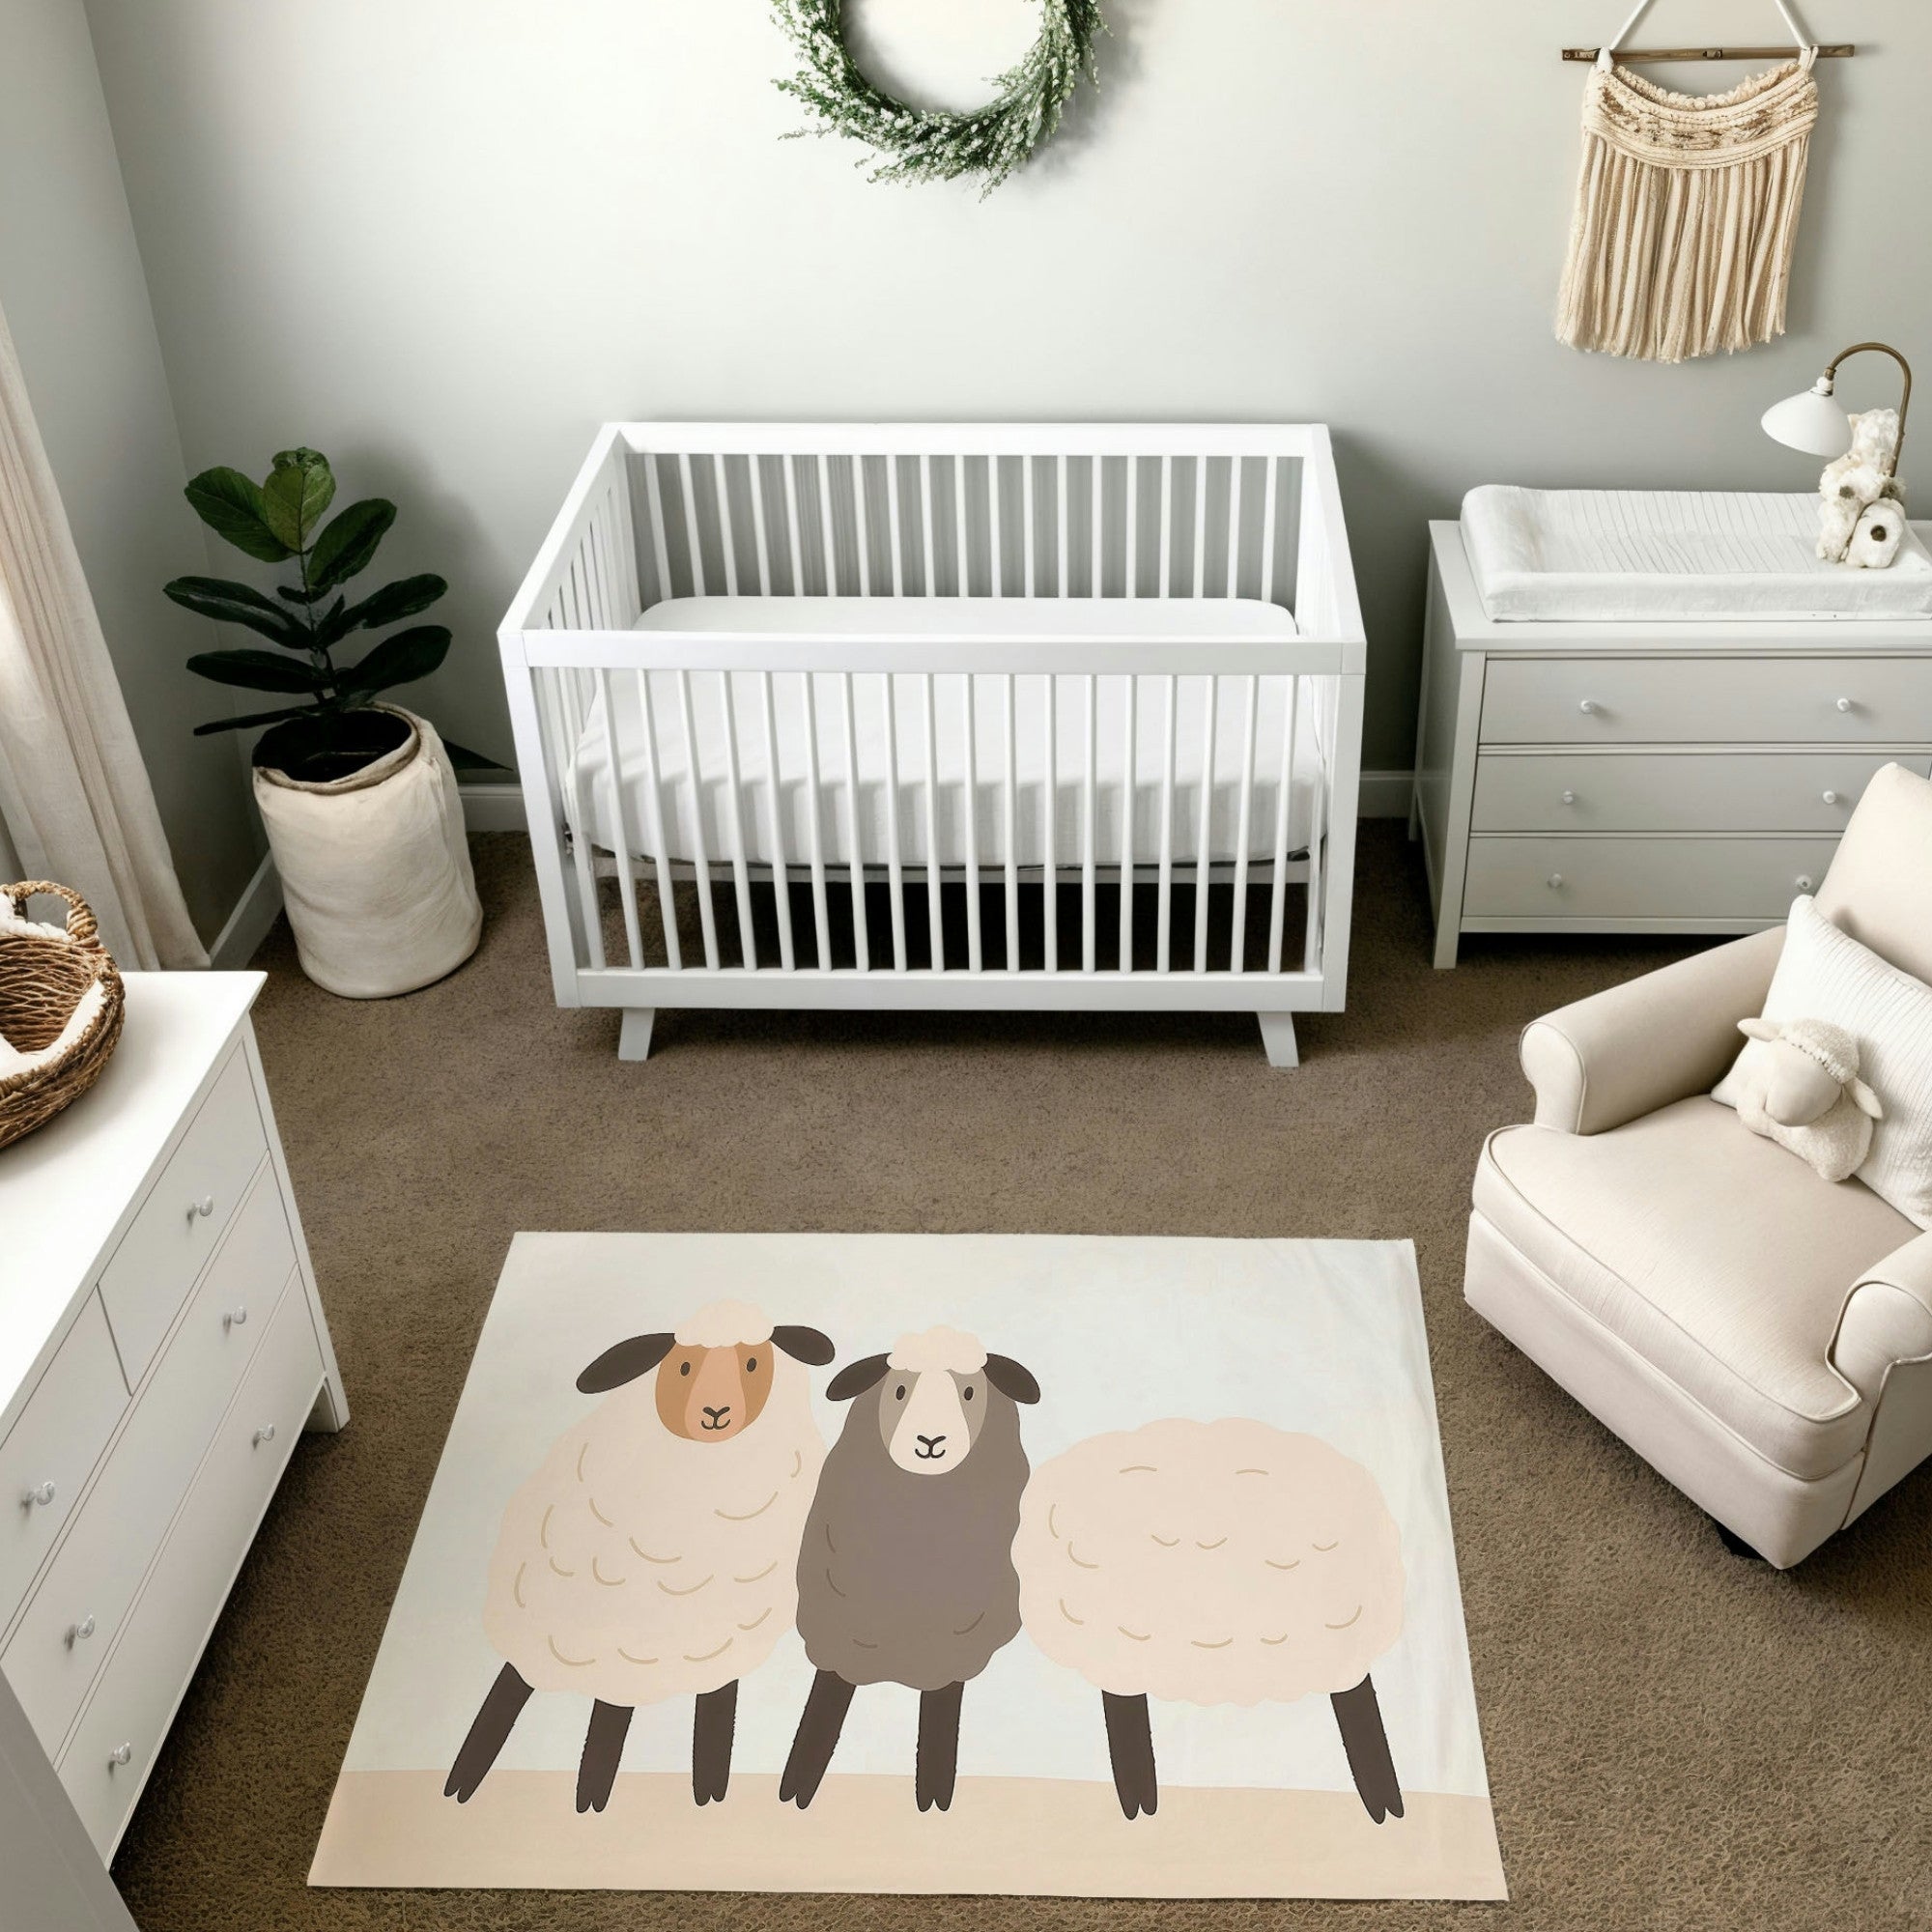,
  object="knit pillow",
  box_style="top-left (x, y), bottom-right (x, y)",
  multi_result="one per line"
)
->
top-left (1713, 895), bottom-right (1932, 1229)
